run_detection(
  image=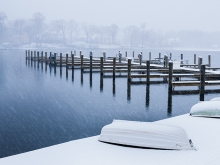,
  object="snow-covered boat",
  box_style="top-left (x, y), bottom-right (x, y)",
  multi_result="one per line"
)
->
top-left (98, 120), bottom-right (194, 150)
top-left (190, 101), bottom-right (220, 117)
